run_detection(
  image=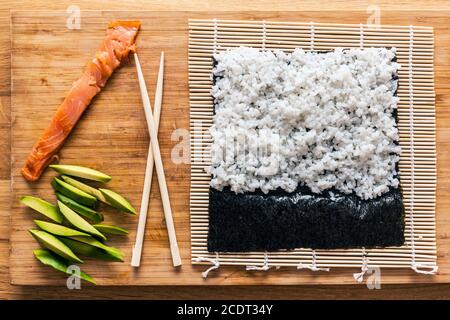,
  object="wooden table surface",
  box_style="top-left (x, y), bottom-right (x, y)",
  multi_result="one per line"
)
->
top-left (1, 0), bottom-right (450, 299)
